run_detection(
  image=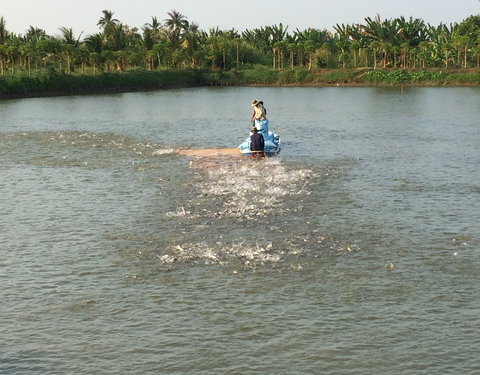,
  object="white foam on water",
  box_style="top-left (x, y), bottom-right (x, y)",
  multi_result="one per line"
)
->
top-left (165, 206), bottom-right (192, 217)
top-left (152, 148), bottom-right (176, 156)
top-left (156, 159), bottom-right (318, 269)
top-left (196, 159), bottom-right (315, 219)
top-left (159, 241), bottom-right (285, 269)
